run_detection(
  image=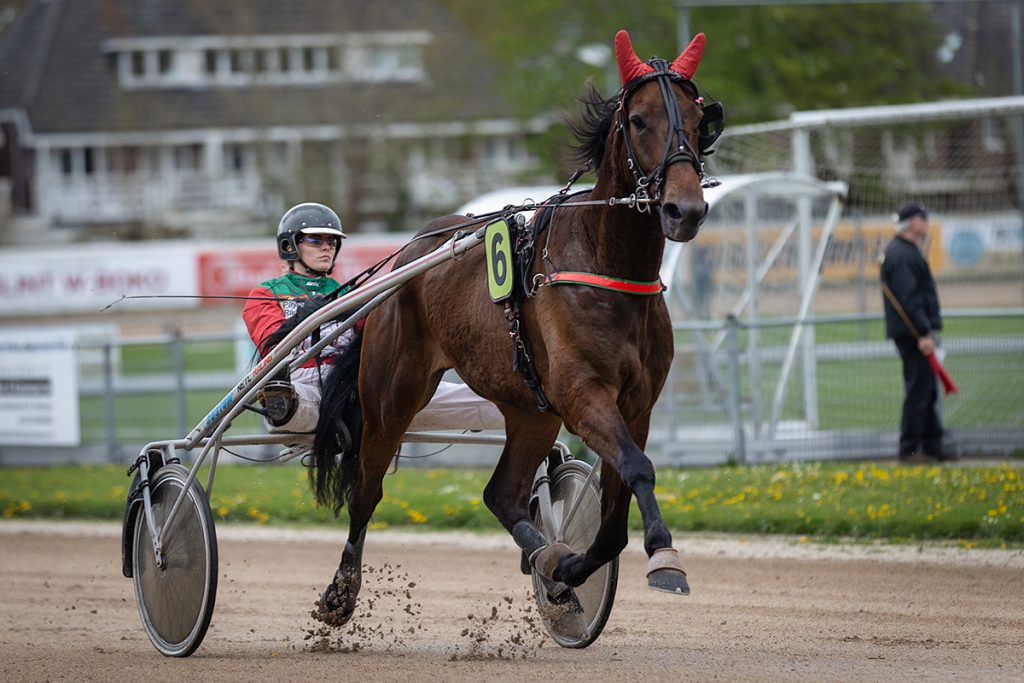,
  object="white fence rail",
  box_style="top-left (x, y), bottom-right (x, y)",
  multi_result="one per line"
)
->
top-left (1, 309), bottom-right (1021, 466)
